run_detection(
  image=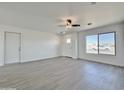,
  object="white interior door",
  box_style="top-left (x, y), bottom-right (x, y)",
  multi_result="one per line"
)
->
top-left (5, 32), bottom-right (21, 64)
